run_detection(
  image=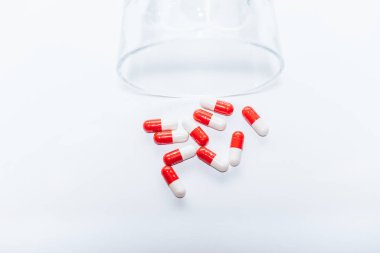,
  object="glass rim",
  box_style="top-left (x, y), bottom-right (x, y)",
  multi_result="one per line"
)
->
top-left (117, 39), bottom-right (285, 98)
